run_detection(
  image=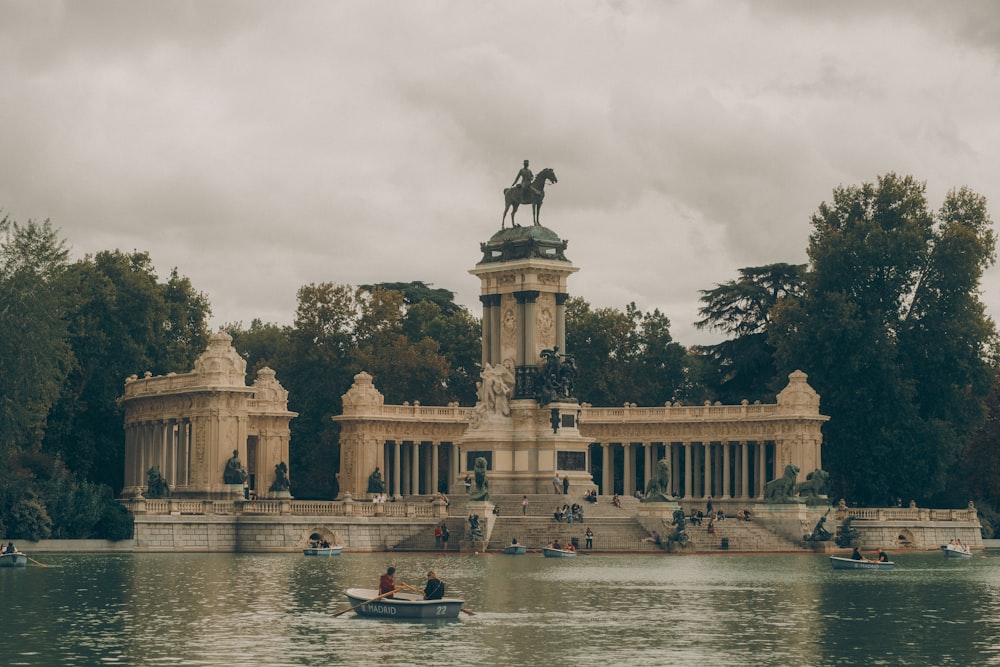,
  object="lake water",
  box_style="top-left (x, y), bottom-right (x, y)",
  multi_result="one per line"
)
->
top-left (2, 550), bottom-right (998, 666)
